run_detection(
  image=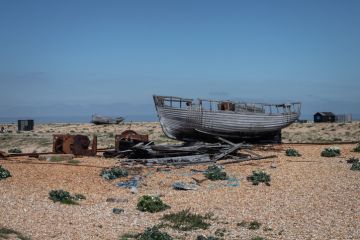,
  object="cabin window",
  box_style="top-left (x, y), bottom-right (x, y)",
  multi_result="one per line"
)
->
top-left (218, 102), bottom-right (235, 111)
